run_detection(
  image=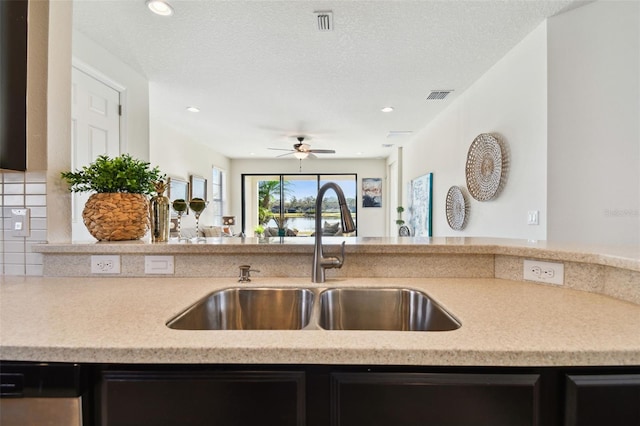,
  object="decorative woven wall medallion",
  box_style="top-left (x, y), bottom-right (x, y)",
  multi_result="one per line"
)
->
top-left (465, 133), bottom-right (507, 201)
top-left (446, 186), bottom-right (468, 230)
